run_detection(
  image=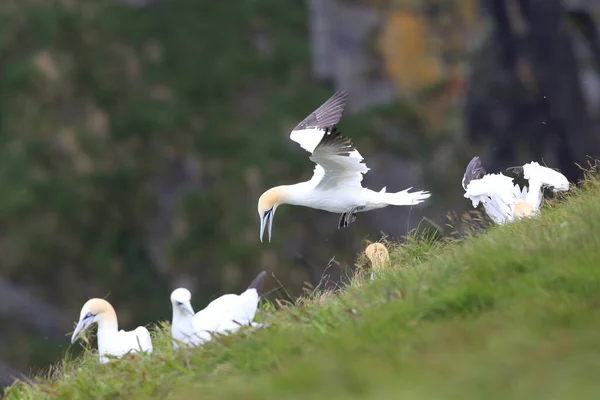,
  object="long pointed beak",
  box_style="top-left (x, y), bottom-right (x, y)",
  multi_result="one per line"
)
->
top-left (260, 210), bottom-right (274, 243)
top-left (71, 319), bottom-right (90, 344)
top-left (180, 302), bottom-right (195, 316)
